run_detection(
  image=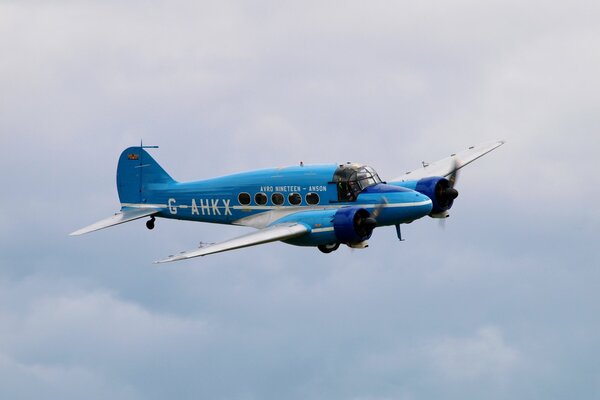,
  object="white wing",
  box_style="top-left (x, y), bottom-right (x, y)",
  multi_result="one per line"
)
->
top-left (70, 208), bottom-right (160, 236)
top-left (154, 223), bottom-right (309, 263)
top-left (391, 140), bottom-right (505, 182)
